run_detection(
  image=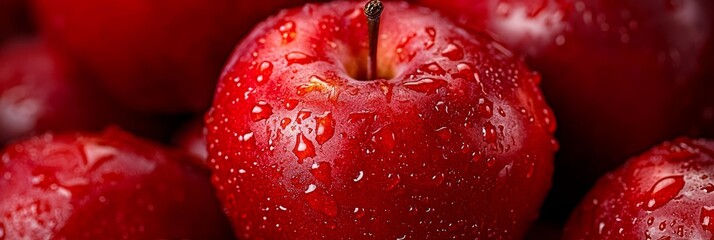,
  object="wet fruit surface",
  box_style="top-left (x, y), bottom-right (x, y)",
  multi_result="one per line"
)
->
top-left (564, 138), bottom-right (714, 239)
top-left (415, 0), bottom-right (714, 219)
top-left (0, 128), bottom-right (233, 239)
top-left (31, 0), bottom-right (321, 113)
top-left (206, 2), bottom-right (557, 239)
